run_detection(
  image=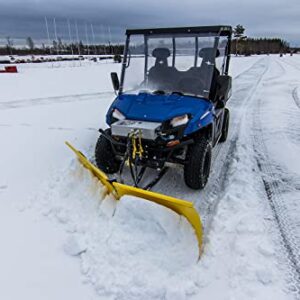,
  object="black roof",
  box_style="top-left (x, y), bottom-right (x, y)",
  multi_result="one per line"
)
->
top-left (126, 25), bottom-right (232, 37)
